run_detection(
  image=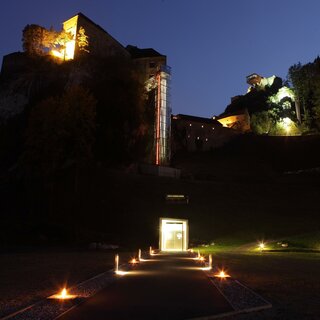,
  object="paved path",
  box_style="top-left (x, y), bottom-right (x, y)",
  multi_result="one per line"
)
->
top-left (59, 254), bottom-right (233, 320)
